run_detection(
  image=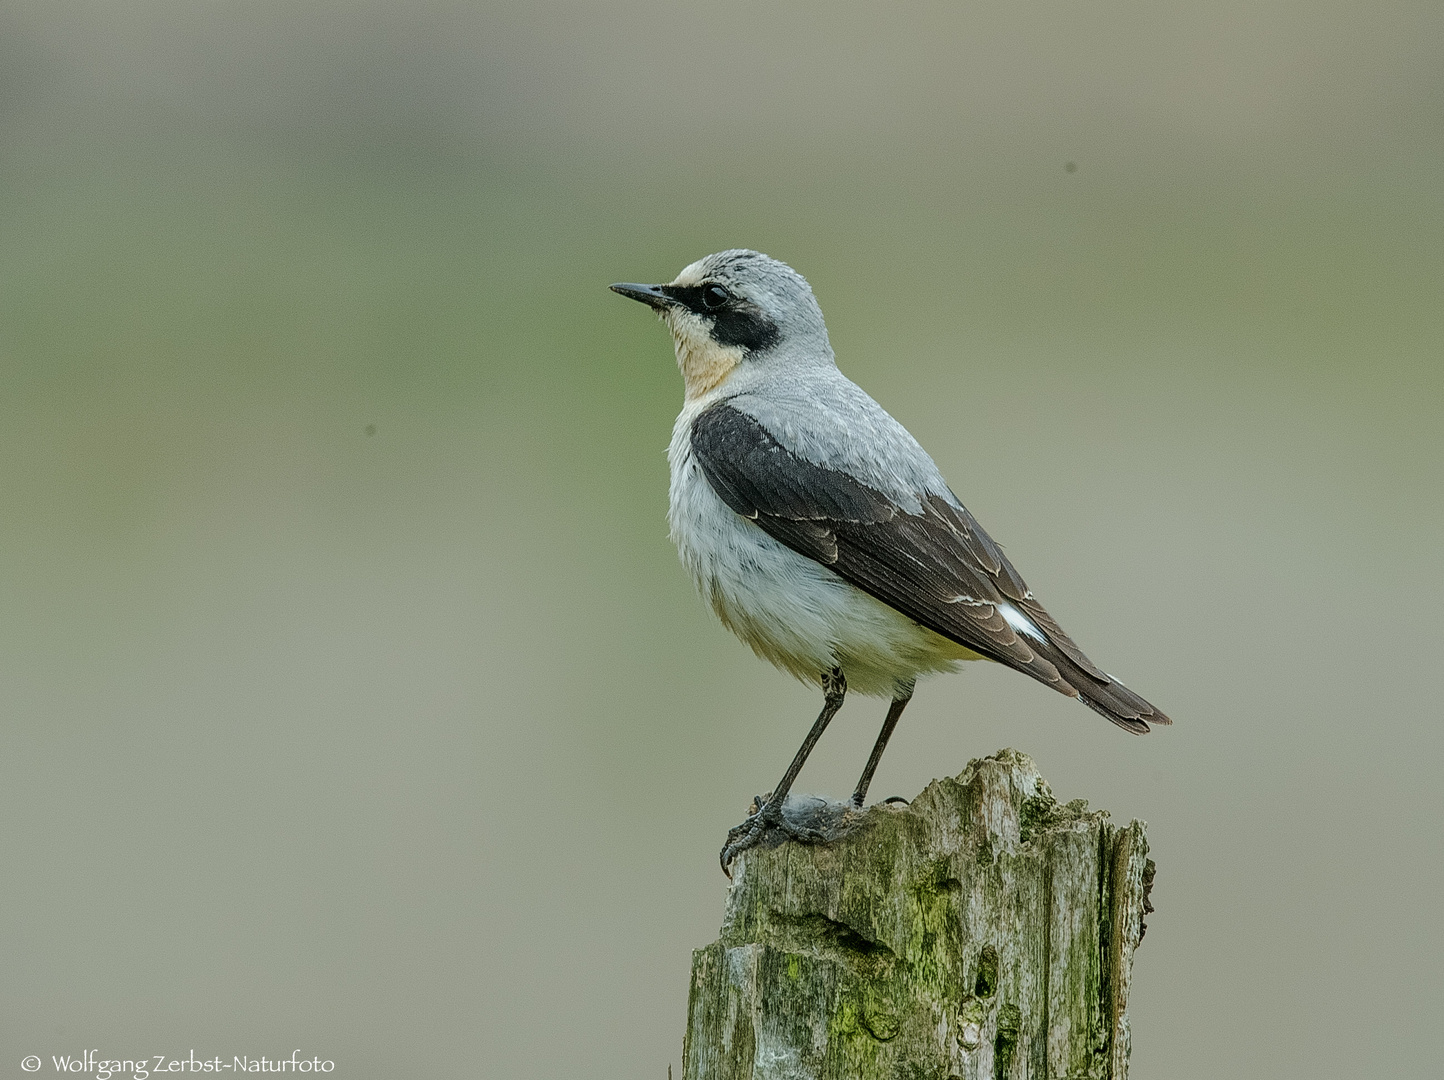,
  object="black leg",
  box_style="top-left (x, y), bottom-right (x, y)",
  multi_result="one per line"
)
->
top-left (850, 686), bottom-right (914, 809)
top-left (720, 667), bottom-right (845, 875)
top-left (758, 668), bottom-right (846, 822)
